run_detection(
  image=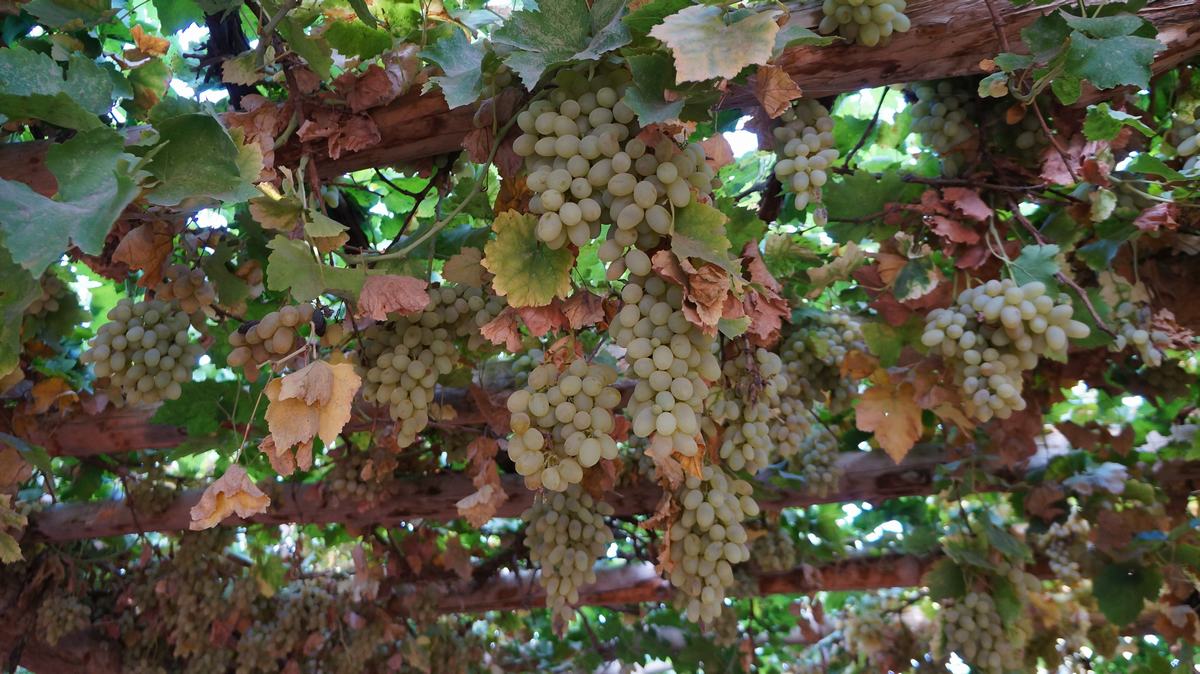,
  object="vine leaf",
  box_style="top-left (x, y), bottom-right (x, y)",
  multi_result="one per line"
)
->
top-left (457, 436), bottom-right (508, 526)
top-left (146, 113), bottom-right (259, 206)
top-left (1083, 102), bottom-right (1154, 141)
top-left (0, 47), bottom-right (111, 130)
top-left (112, 221), bottom-right (174, 288)
top-left (442, 247), bottom-right (485, 287)
top-left (0, 247), bottom-right (40, 380)
top-left (753, 65), bottom-right (803, 119)
top-left (355, 275), bottom-right (430, 320)
top-left (671, 201), bottom-right (736, 273)
top-left (265, 360), bottom-right (363, 452)
top-left (623, 53), bottom-right (684, 126)
top-left (266, 237), bottom-right (366, 302)
top-left (482, 211), bottom-right (574, 308)
top-left (189, 464), bottom-right (271, 530)
top-left (1094, 562), bottom-right (1162, 626)
top-left (324, 21), bottom-right (392, 61)
top-left (855, 373), bottom-right (923, 463)
top-left (491, 0), bottom-right (631, 87)
top-left (923, 558), bottom-right (966, 600)
top-left (421, 31), bottom-right (487, 109)
top-left (1010, 243), bottom-right (1061, 290)
top-left (623, 0), bottom-right (688, 34)
top-left (649, 6), bottom-right (781, 83)
top-left (0, 127), bottom-right (141, 278)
